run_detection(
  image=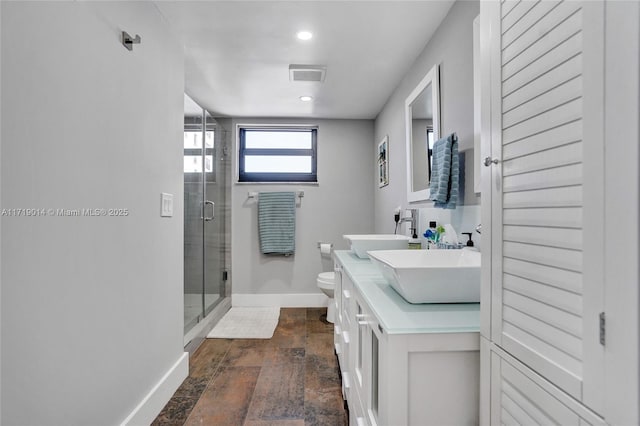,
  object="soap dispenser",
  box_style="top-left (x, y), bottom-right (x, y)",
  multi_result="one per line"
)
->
top-left (408, 228), bottom-right (421, 249)
top-left (462, 232), bottom-right (474, 247)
